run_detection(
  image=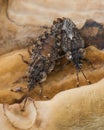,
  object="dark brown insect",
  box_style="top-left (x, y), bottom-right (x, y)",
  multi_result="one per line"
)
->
top-left (26, 17), bottom-right (92, 91)
top-left (13, 18), bottom-right (93, 108)
top-left (27, 19), bottom-right (64, 90)
top-left (57, 18), bottom-right (92, 86)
